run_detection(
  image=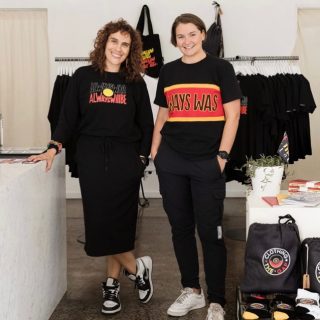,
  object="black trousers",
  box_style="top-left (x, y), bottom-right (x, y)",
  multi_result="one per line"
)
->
top-left (155, 142), bottom-right (227, 306)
